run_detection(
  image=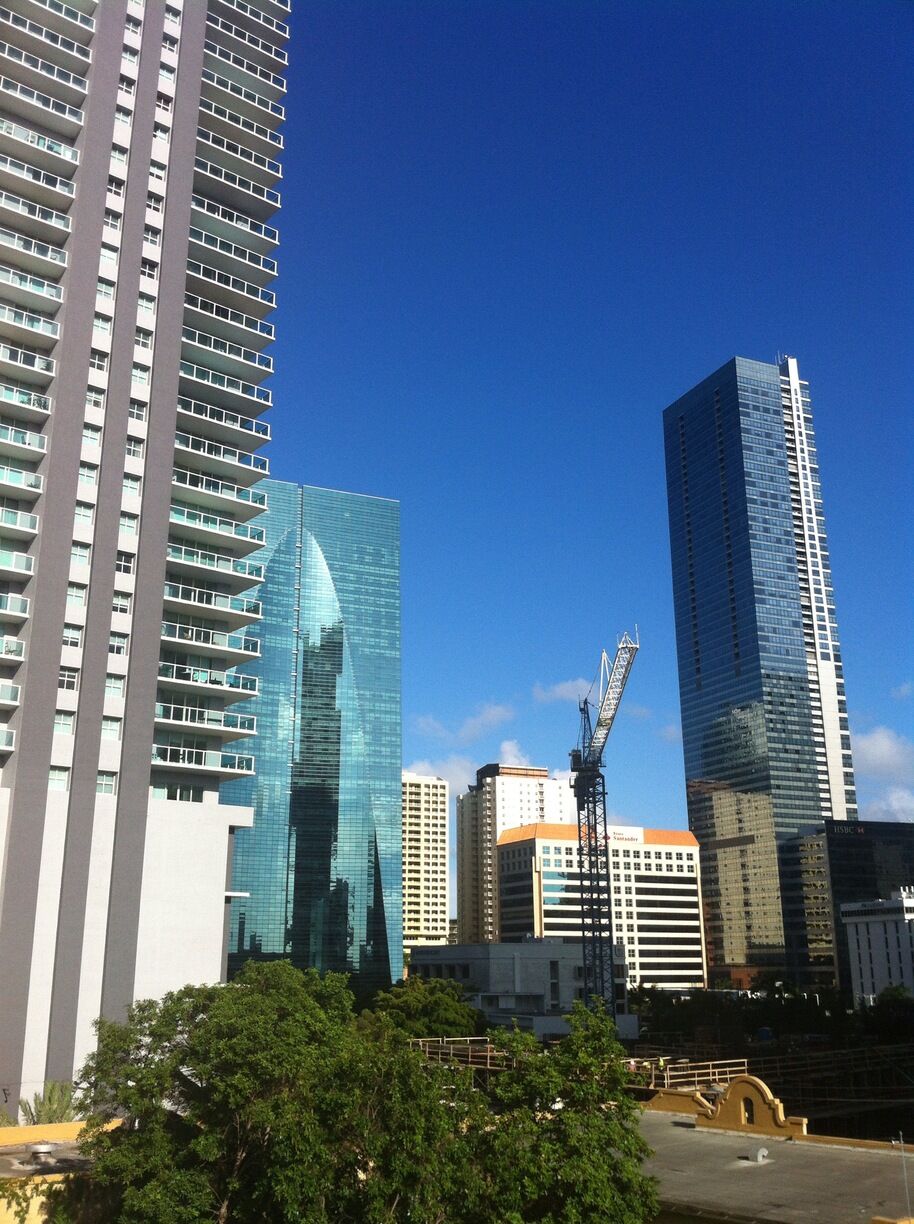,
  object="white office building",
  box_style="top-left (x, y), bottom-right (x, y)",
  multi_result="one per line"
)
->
top-left (456, 763), bottom-right (577, 944)
top-left (842, 888), bottom-right (914, 1004)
